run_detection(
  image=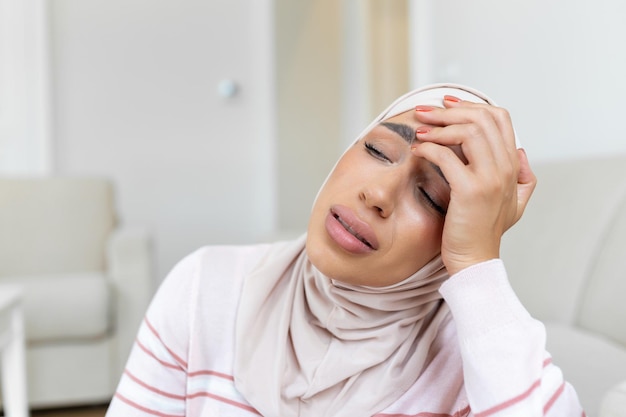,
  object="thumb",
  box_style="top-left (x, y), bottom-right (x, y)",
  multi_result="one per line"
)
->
top-left (515, 148), bottom-right (537, 222)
